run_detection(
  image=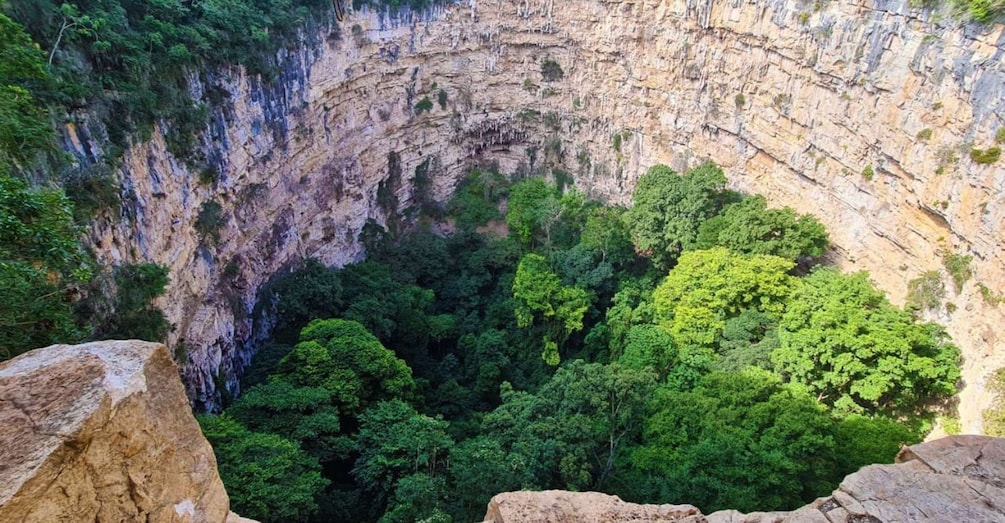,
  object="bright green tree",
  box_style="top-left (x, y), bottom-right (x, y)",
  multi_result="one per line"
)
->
top-left (512, 253), bottom-right (590, 364)
top-left (652, 247), bottom-right (796, 347)
top-left (695, 195), bottom-right (829, 261)
top-left (625, 162), bottom-right (726, 269)
top-left (772, 268), bottom-right (961, 416)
